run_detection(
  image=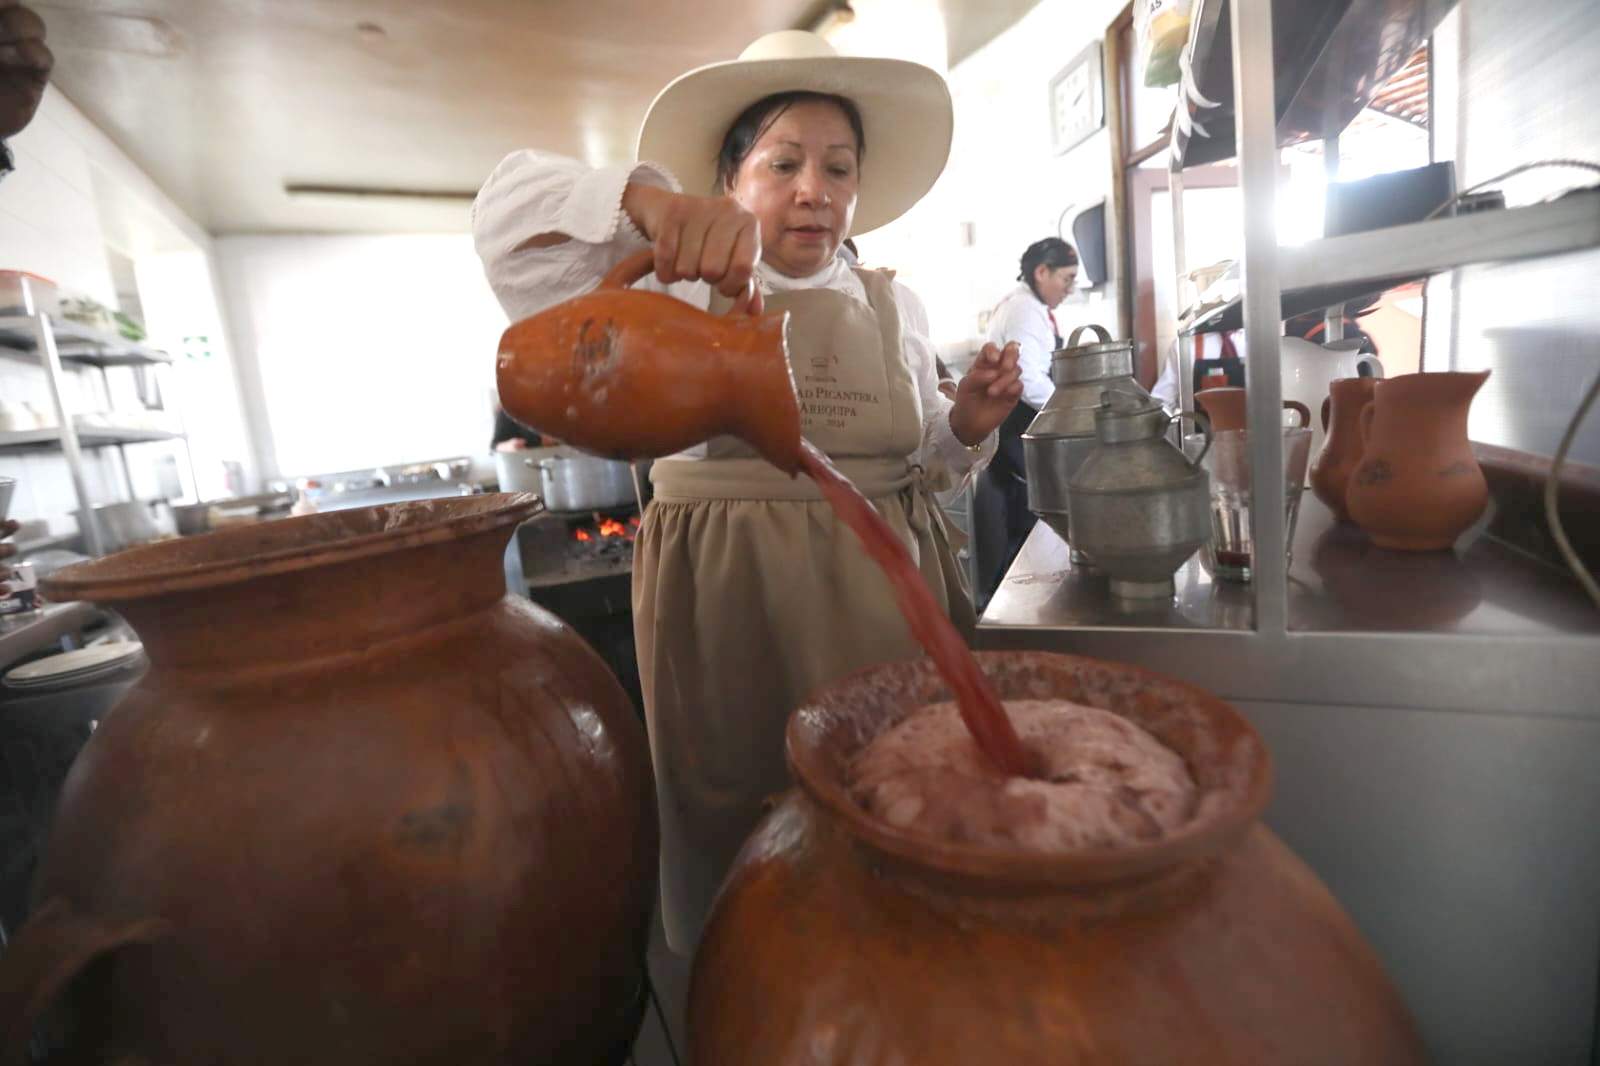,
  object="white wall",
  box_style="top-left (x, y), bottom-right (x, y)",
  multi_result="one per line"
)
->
top-left (860, 0), bottom-right (1127, 365)
top-left (0, 94), bottom-right (118, 304)
top-left (1424, 0), bottom-right (1600, 464)
top-left (2, 89), bottom-right (247, 534)
top-left (213, 234), bottom-right (507, 480)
